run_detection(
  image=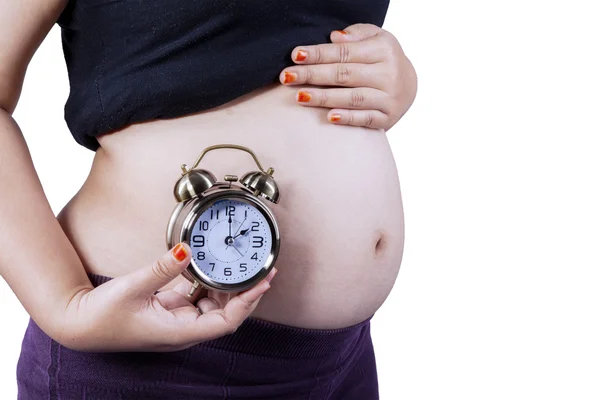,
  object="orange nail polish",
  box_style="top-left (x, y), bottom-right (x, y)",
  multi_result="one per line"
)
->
top-left (283, 71), bottom-right (297, 84)
top-left (297, 91), bottom-right (311, 102)
top-left (334, 30), bottom-right (348, 35)
top-left (295, 50), bottom-right (308, 62)
top-left (330, 113), bottom-right (342, 122)
top-left (172, 243), bottom-right (187, 261)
